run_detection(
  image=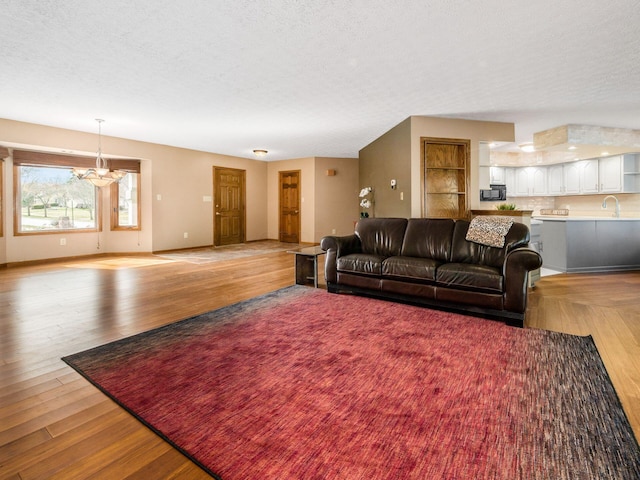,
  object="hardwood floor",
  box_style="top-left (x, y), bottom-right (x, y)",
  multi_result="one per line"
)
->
top-left (1, 252), bottom-right (638, 479)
